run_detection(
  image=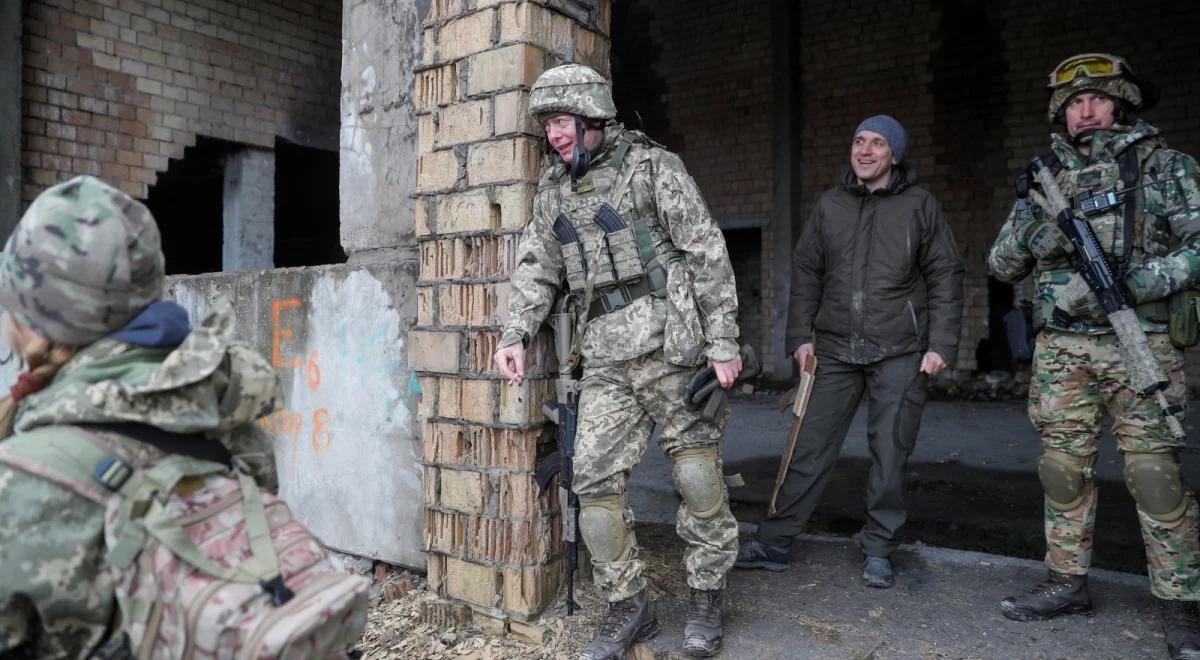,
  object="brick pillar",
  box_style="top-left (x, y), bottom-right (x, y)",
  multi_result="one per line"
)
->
top-left (0, 0), bottom-right (19, 238)
top-left (413, 0), bottom-right (611, 629)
